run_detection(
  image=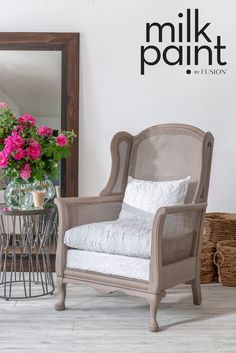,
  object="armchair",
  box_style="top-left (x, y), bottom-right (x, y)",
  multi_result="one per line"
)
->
top-left (55, 124), bottom-right (214, 332)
